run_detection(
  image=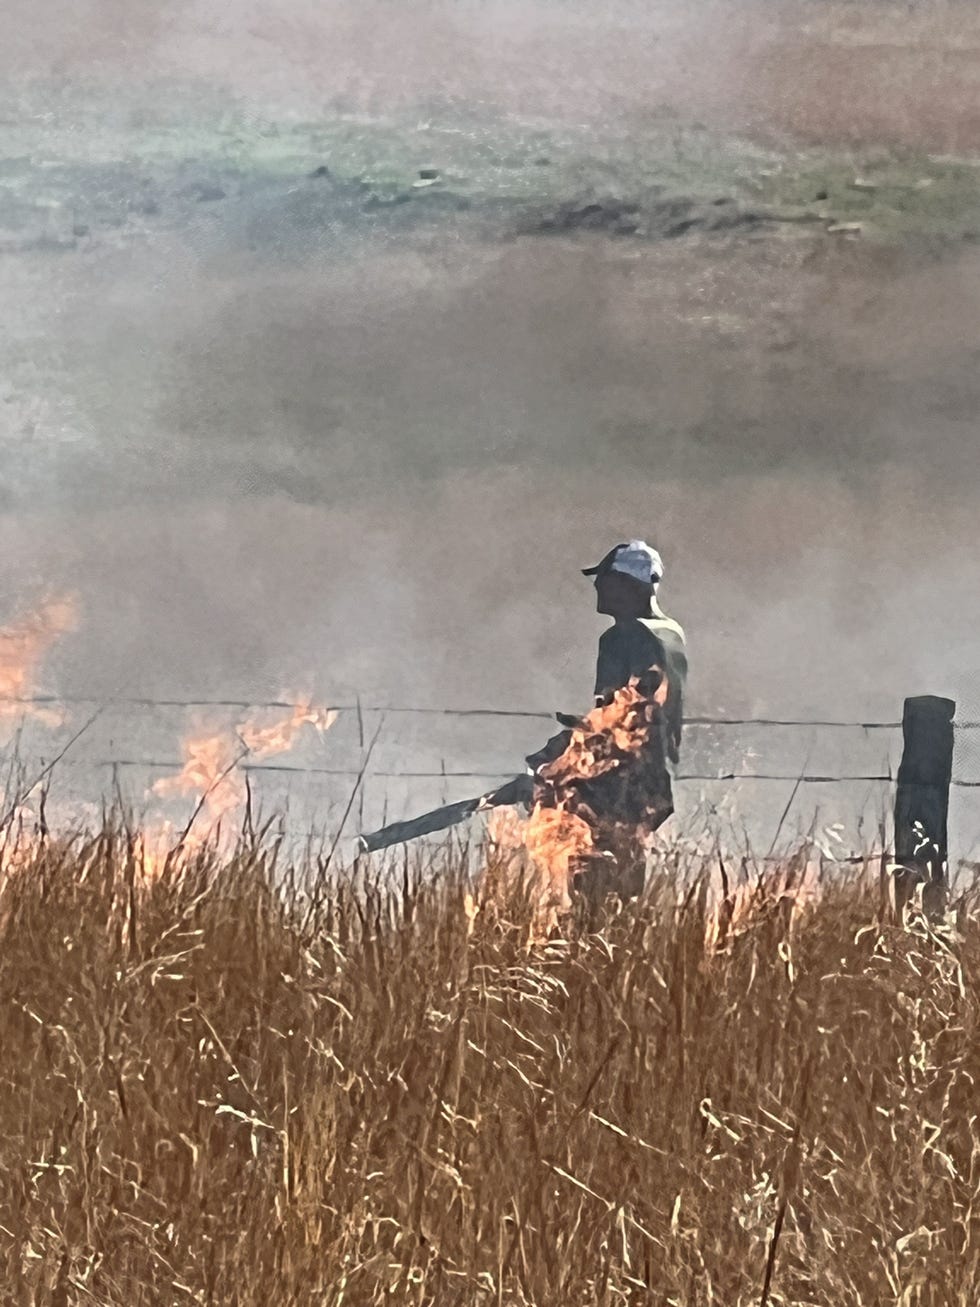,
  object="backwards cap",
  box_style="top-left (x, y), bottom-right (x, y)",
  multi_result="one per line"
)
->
top-left (582, 539), bottom-right (664, 585)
